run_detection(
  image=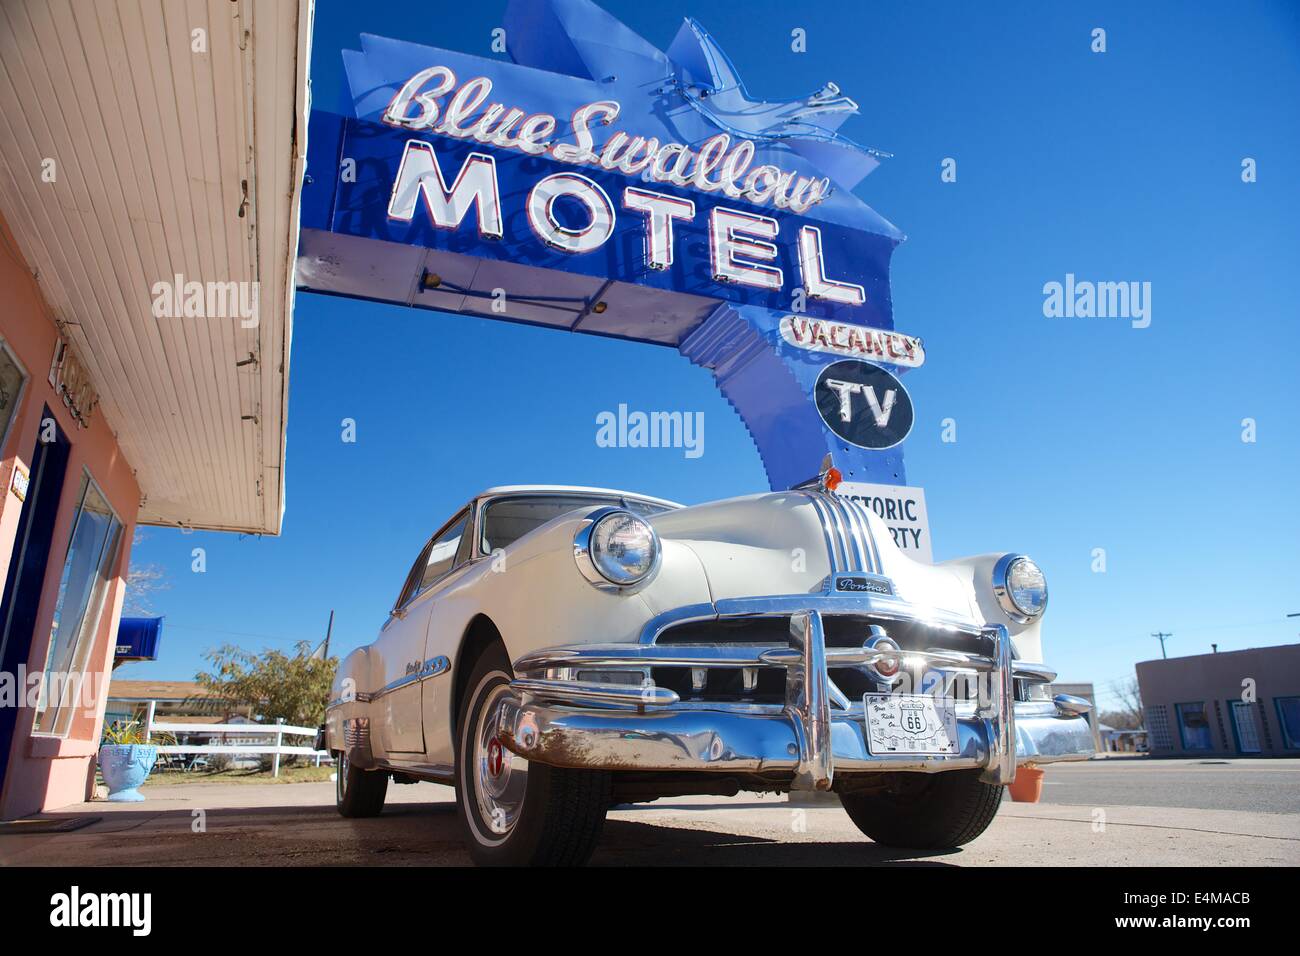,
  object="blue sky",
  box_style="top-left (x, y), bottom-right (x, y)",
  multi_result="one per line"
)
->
top-left (118, 0), bottom-right (1300, 709)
